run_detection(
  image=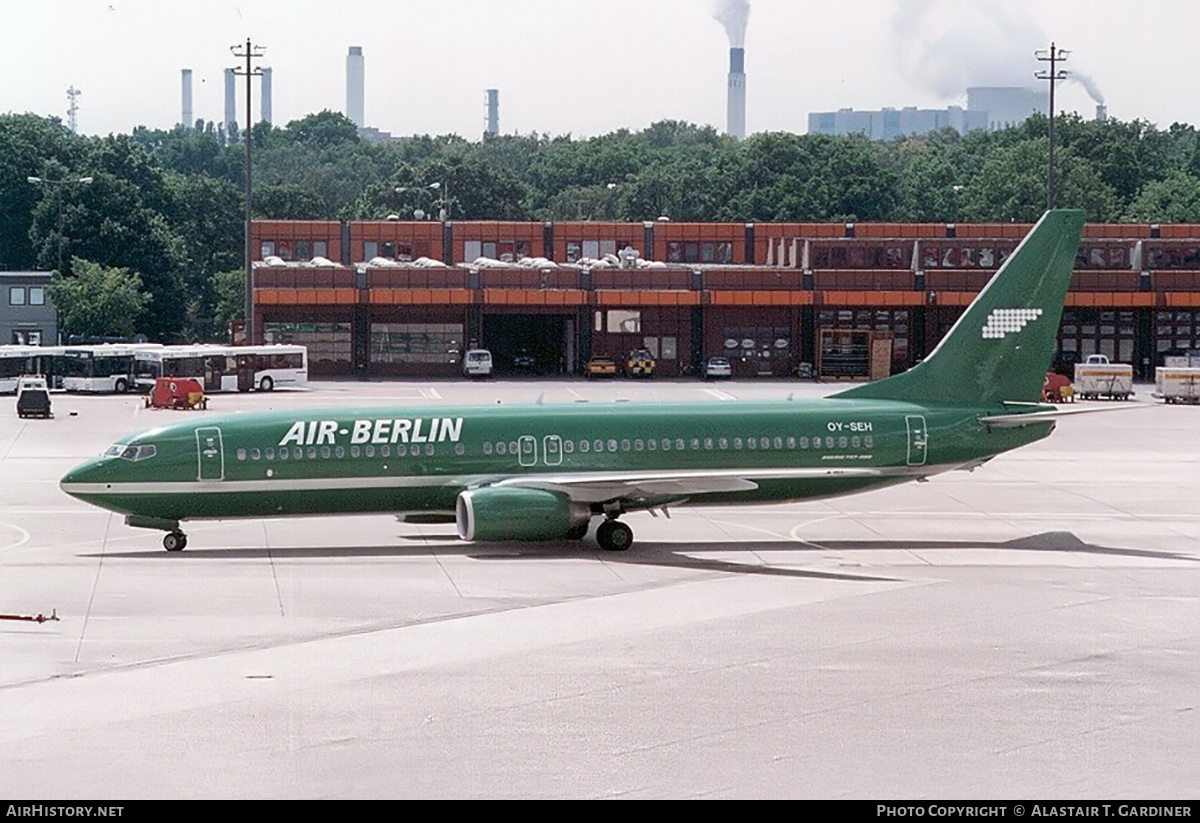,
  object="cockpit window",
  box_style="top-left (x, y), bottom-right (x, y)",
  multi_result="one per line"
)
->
top-left (104, 443), bottom-right (157, 462)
